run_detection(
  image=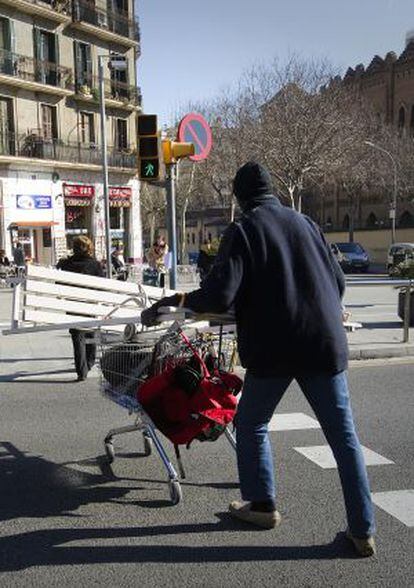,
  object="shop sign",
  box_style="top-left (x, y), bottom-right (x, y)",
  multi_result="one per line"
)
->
top-left (109, 186), bottom-right (132, 208)
top-left (64, 198), bottom-right (92, 207)
top-left (63, 184), bottom-right (95, 198)
top-left (16, 195), bottom-right (52, 210)
top-left (109, 187), bottom-right (132, 199)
